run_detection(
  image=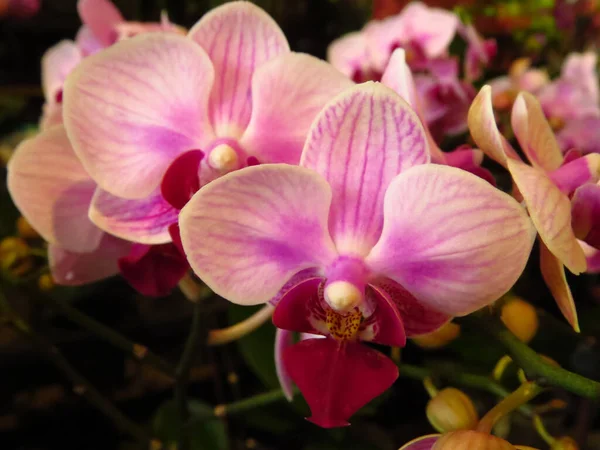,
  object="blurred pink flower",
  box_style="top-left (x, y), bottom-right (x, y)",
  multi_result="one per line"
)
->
top-left (6, 0), bottom-right (40, 19)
